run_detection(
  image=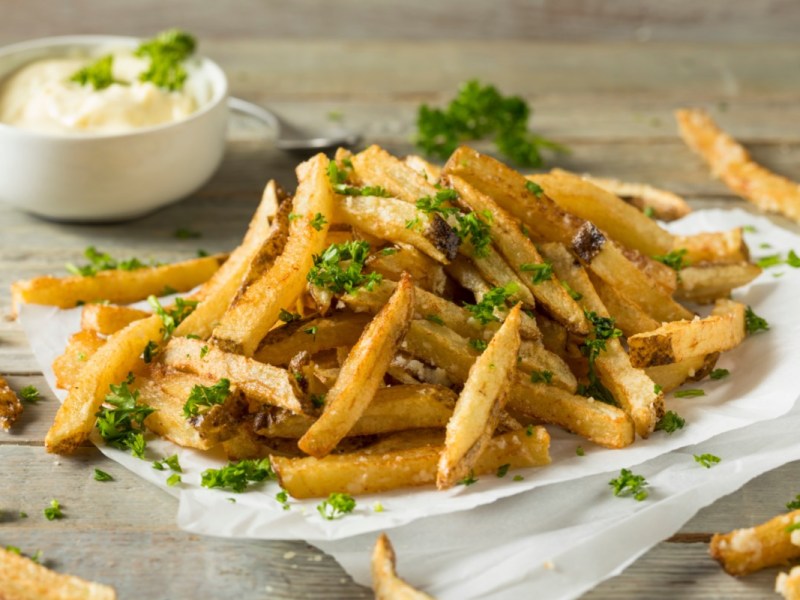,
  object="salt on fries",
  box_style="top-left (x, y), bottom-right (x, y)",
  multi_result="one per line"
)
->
top-left (12, 144), bottom-right (764, 503)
